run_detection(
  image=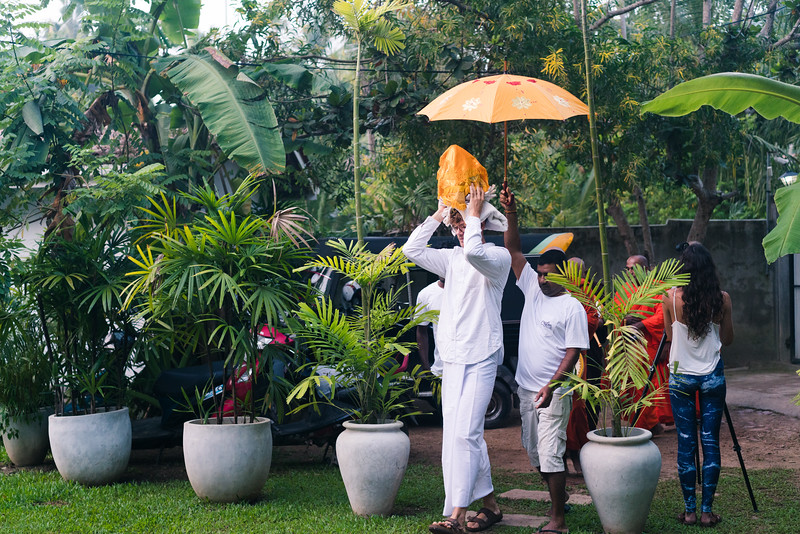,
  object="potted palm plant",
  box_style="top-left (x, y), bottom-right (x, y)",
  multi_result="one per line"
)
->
top-left (123, 176), bottom-right (311, 503)
top-left (0, 291), bottom-right (53, 467)
top-left (549, 259), bottom-right (689, 534)
top-left (286, 239), bottom-right (432, 516)
top-left (22, 222), bottom-right (135, 485)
